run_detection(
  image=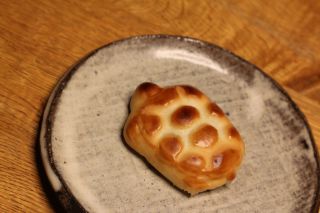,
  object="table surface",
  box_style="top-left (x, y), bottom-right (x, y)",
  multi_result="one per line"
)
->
top-left (1, 0), bottom-right (320, 212)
